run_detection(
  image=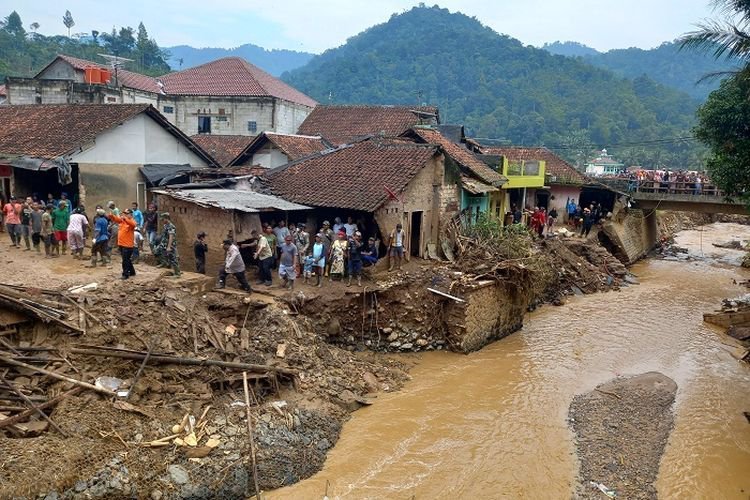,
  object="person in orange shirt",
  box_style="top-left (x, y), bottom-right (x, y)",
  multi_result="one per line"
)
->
top-left (109, 208), bottom-right (137, 279)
